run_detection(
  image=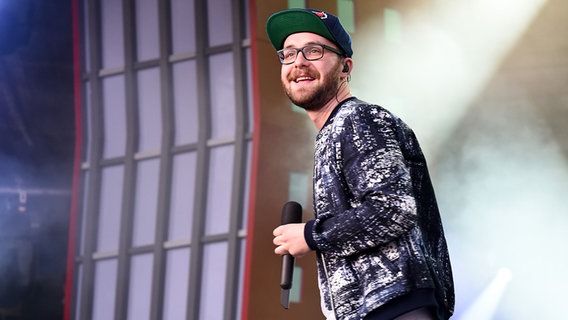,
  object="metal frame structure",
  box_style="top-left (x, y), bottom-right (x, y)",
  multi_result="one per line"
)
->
top-left (74, 0), bottom-right (252, 319)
